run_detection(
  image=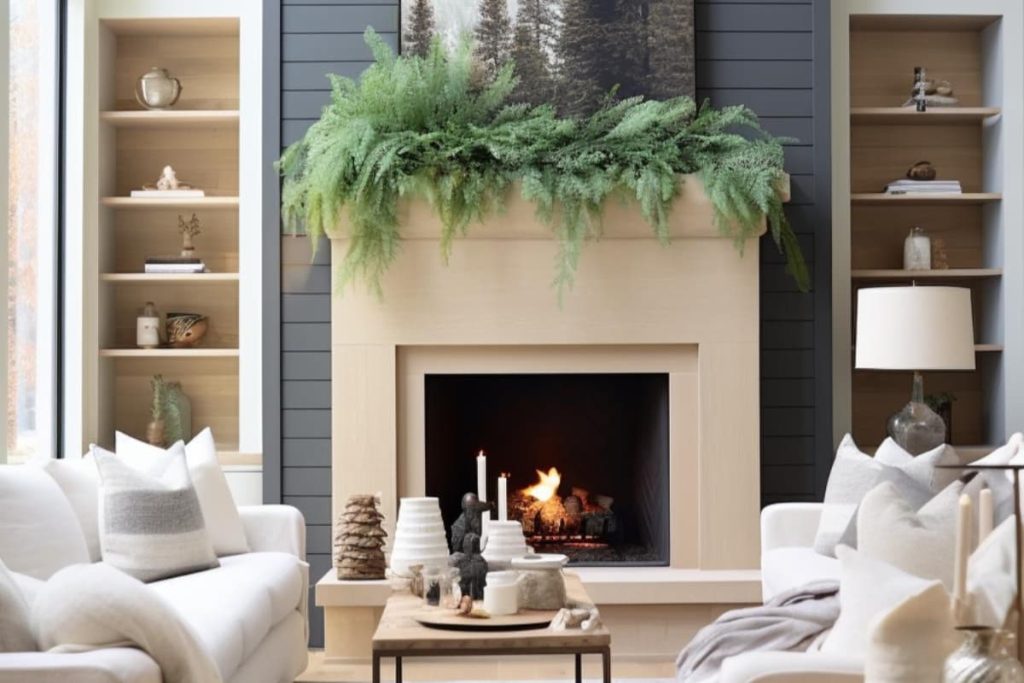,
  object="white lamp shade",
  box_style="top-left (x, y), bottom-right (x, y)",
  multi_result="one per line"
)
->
top-left (855, 286), bottom-right (975, 371)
